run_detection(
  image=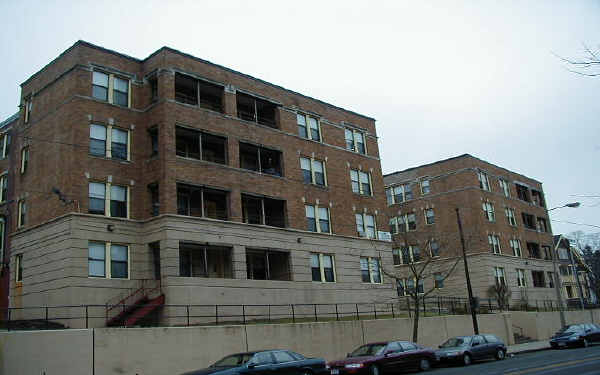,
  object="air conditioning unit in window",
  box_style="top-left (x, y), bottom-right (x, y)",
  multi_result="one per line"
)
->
top-left (358, 231), bottom-right (367, 238)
